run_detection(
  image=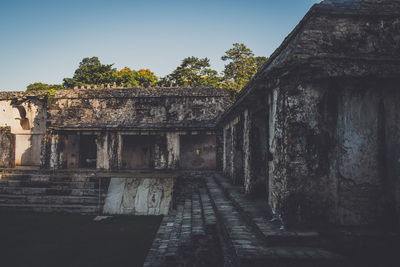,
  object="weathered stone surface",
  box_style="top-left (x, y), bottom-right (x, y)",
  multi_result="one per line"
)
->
top-left (102, 177), bottom-right (126, 214)
top-left (31, 87), bottom-right (231, 129)
top-left (0, 127), bottom-right (15, 168)
top-left (219, 0), bottom-right (400, 228)
top-left (0, 98), bottom-right (46, 166)
top-left (0, 87), bottom-right (231, 170)
top-left (103, 175), bottom-right (175, 215)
